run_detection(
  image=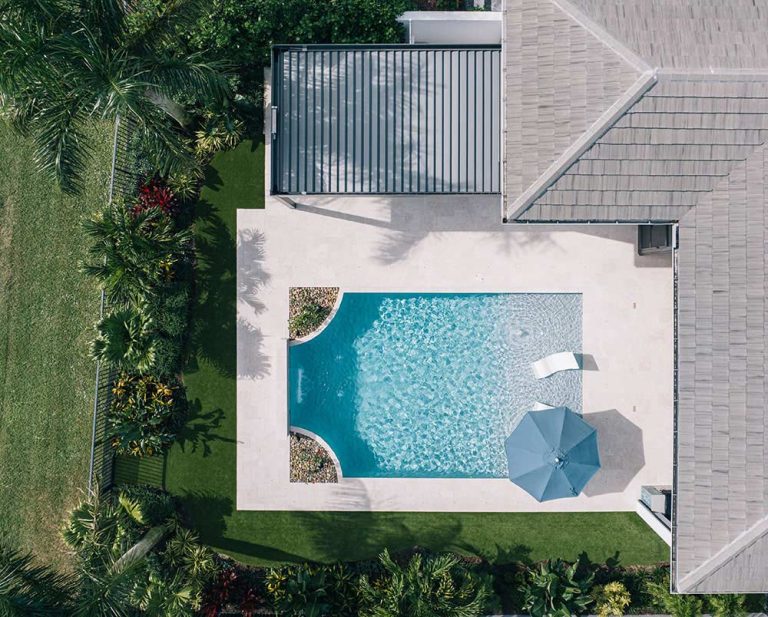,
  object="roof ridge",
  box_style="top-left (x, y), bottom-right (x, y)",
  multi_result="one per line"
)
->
top-left (677, 512), bottom-right (768, 593)
top-left (549, 0), bottom-right (653, 74)
top-left (660, 68), bottom-right (768, 81)
top-left (507, 70), bottom-right (657, 222)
